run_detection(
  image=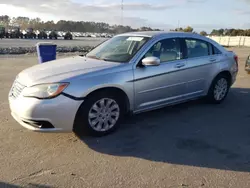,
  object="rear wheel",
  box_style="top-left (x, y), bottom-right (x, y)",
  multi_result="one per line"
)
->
top-left (73, 92), bottom-right (125, 137)
top-left (206, 74), bottom-right (230, 104)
